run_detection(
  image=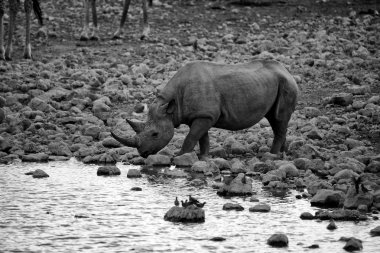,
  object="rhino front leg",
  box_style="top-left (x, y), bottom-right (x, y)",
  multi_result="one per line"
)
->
top-left (179, 118), bottom-right (213, 156)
